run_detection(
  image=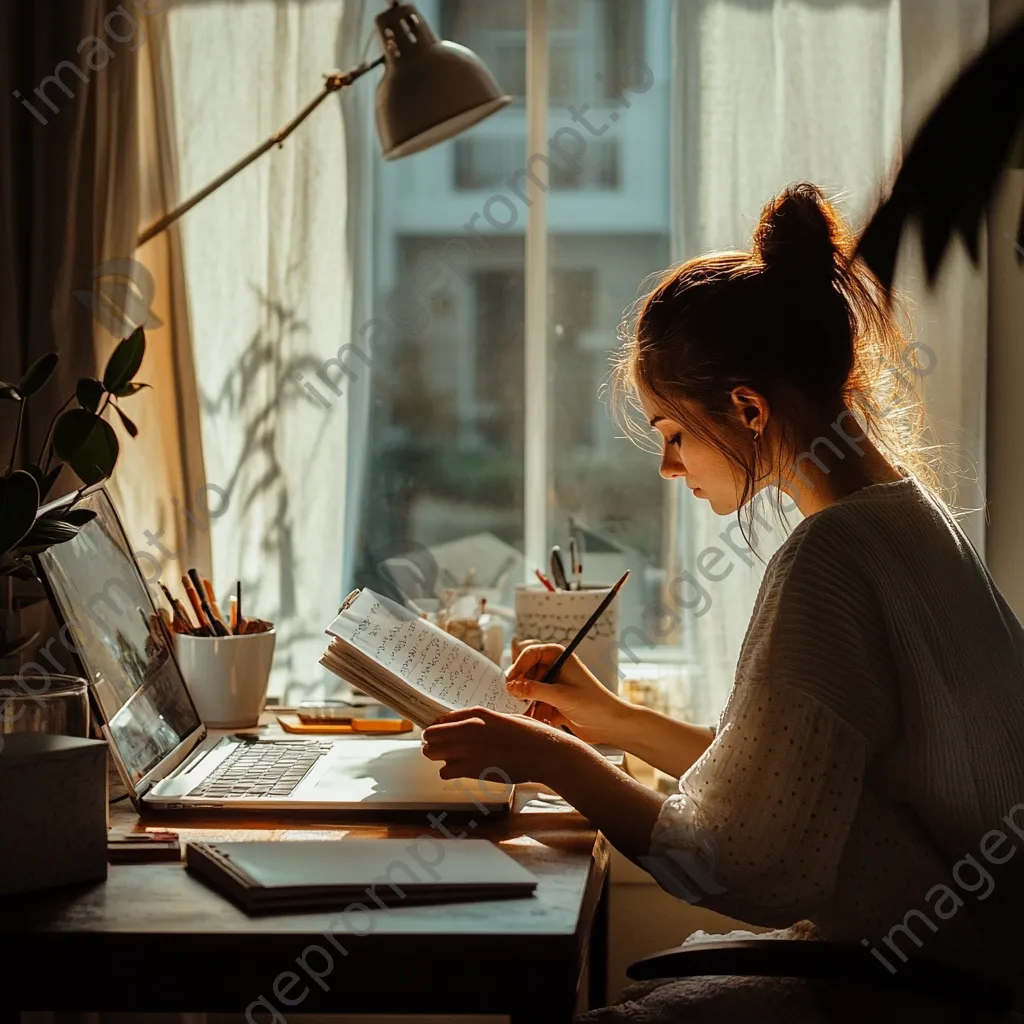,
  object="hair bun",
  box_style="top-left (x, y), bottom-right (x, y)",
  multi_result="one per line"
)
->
top-left (753, 182), bottom-right (843, 281)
